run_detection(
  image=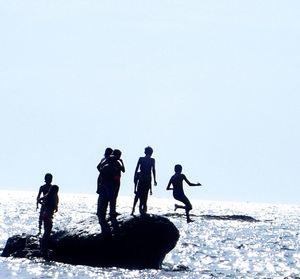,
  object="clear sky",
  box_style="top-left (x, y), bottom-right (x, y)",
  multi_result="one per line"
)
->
top-left (0, 1), bottom-right (299, 204)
